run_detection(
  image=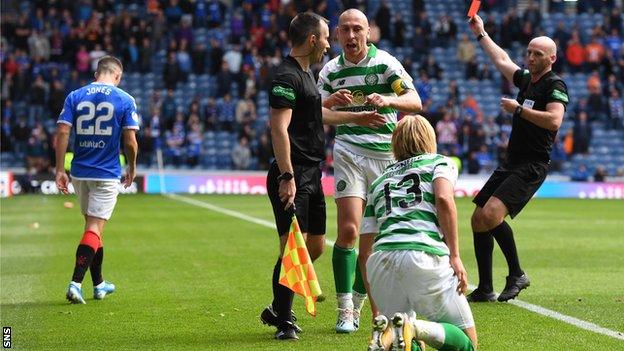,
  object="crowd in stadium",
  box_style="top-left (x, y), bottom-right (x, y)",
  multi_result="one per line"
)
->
top-left (1, 0), bottom-right (623, 181)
